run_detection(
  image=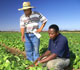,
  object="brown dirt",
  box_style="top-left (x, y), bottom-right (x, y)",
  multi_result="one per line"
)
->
top-left (0, 42), bottom-right (26, 58)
